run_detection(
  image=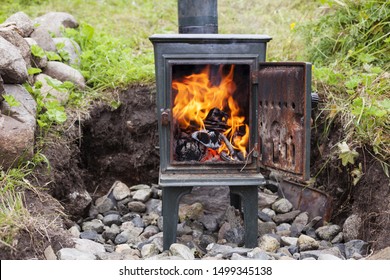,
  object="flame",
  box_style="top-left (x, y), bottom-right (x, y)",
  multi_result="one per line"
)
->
top-left (172, 65), bottom-right (249, 159)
